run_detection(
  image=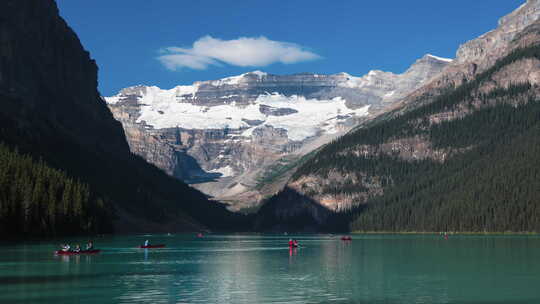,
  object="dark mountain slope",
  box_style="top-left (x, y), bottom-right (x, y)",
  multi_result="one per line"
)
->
top-left (0, 144), bottom-right (113, 236)
top-left (0, 0), bottom-right (247, 235)
top-left (351, 88), bottom-right (540, 232)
